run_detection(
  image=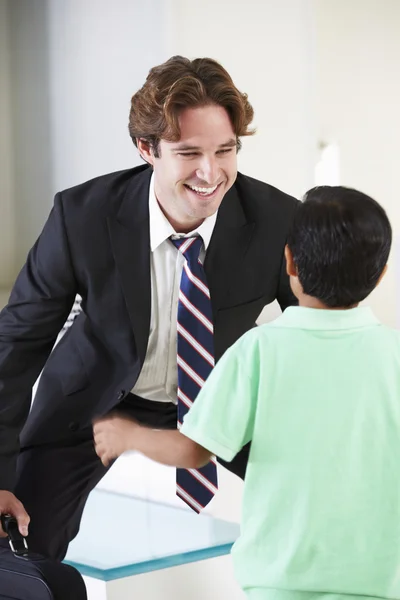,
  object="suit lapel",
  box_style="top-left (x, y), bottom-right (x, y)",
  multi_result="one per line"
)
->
top-left (107, 169), bottom-right (254, 361)
top-left (205, 184), bottom-right (255, 310)
top-left (107, 168), bottom-right (152, 366)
